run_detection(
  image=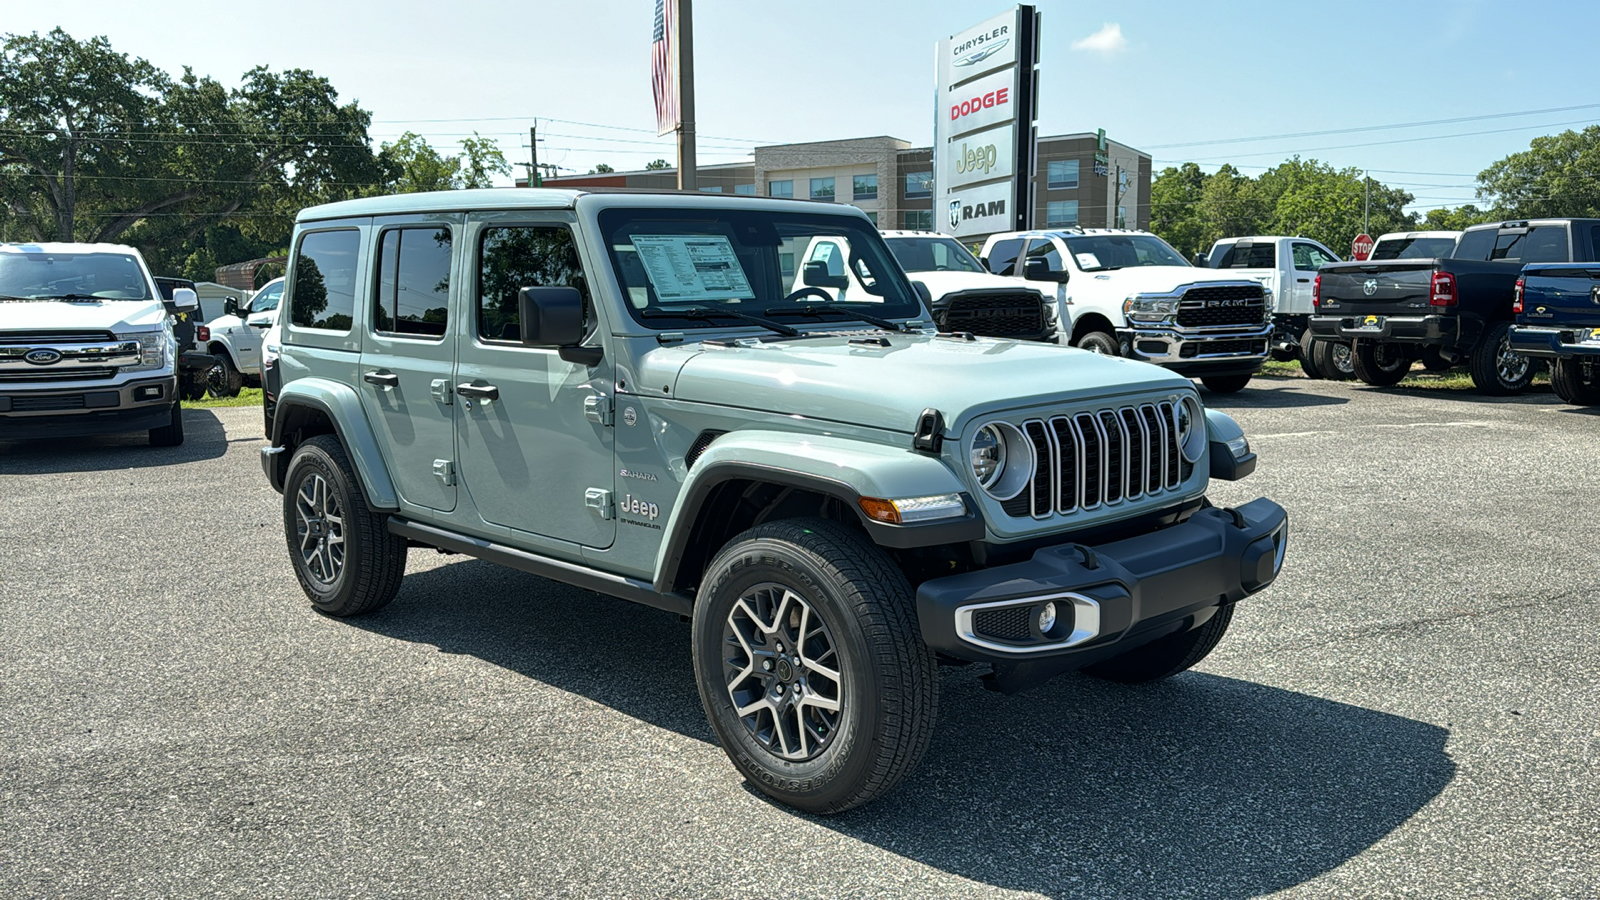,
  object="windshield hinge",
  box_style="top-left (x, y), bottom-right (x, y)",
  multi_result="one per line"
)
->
top-left (913, 408), bottom-right (945, 453)
top-left (583, 393), bottom-right (613, 426)
top-left (585, 488), bottom-right (614, 519)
